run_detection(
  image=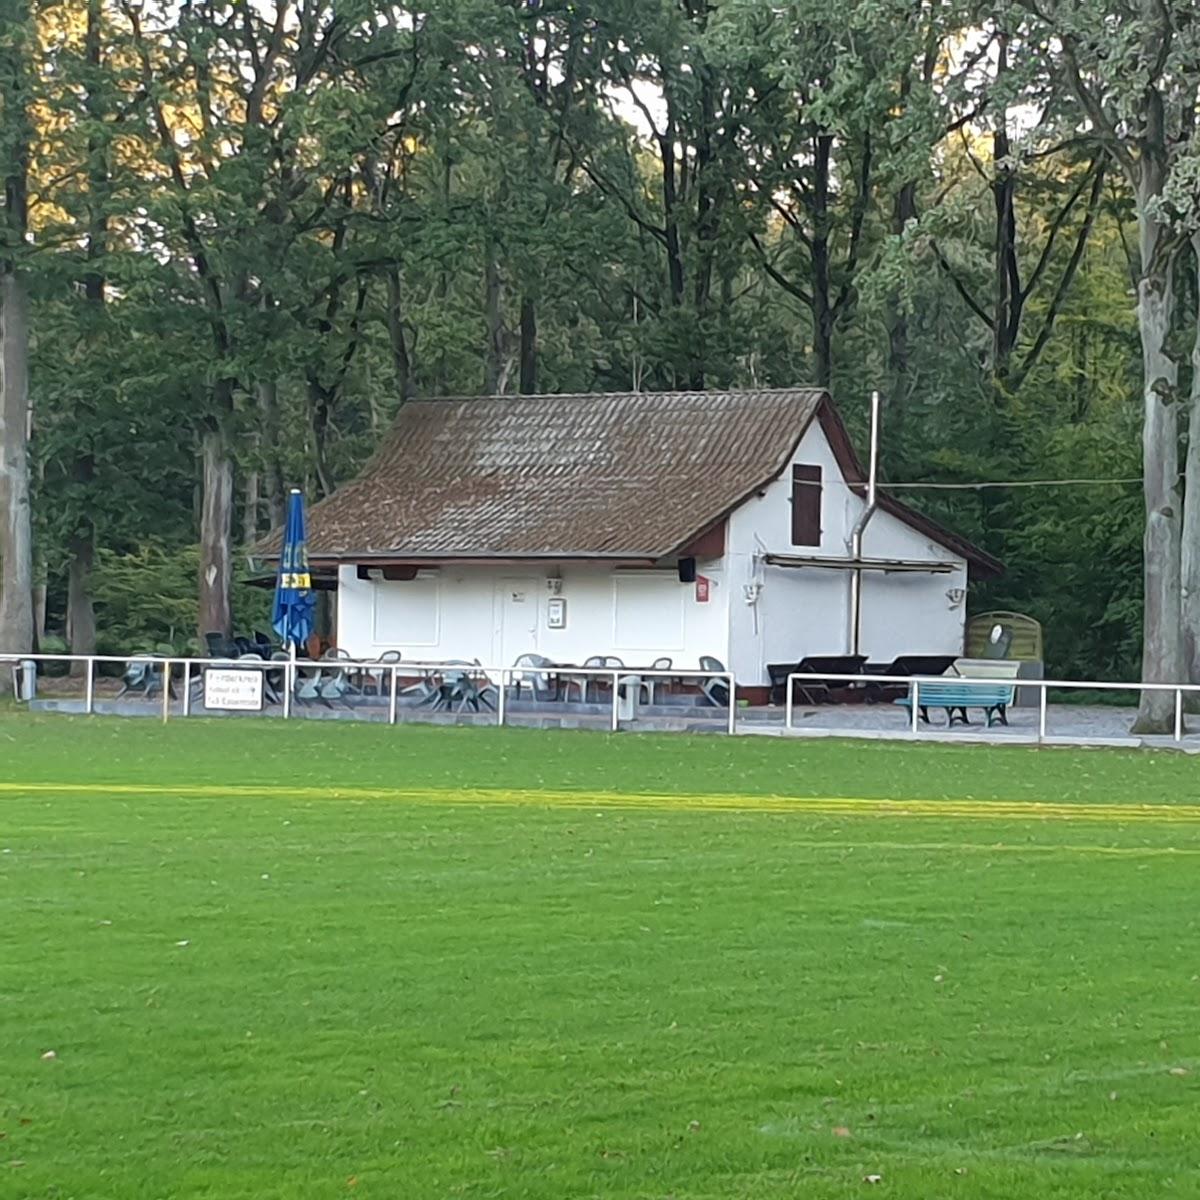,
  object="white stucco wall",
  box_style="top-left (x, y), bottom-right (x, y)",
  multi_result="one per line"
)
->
top-left (724, 420), bottom-right (968, 684)
top-left (336, 562), bottom-right (730, 671)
